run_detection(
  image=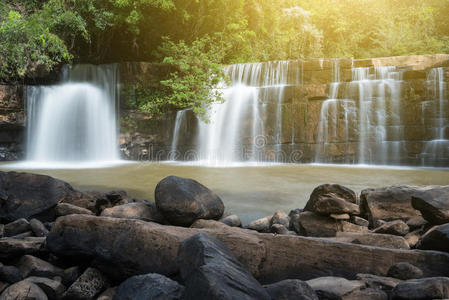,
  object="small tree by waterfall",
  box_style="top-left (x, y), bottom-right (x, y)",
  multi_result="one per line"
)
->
top-left (125, 36), bottom-right (228, 121)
